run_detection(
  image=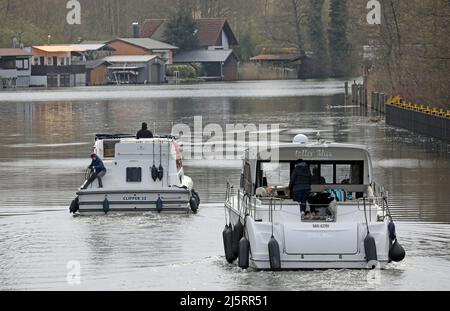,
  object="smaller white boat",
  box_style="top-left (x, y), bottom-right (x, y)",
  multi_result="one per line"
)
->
top-left (69, 134), bottom-right (200, 215)
top-left (223, 134), bottom-right (405, 270)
